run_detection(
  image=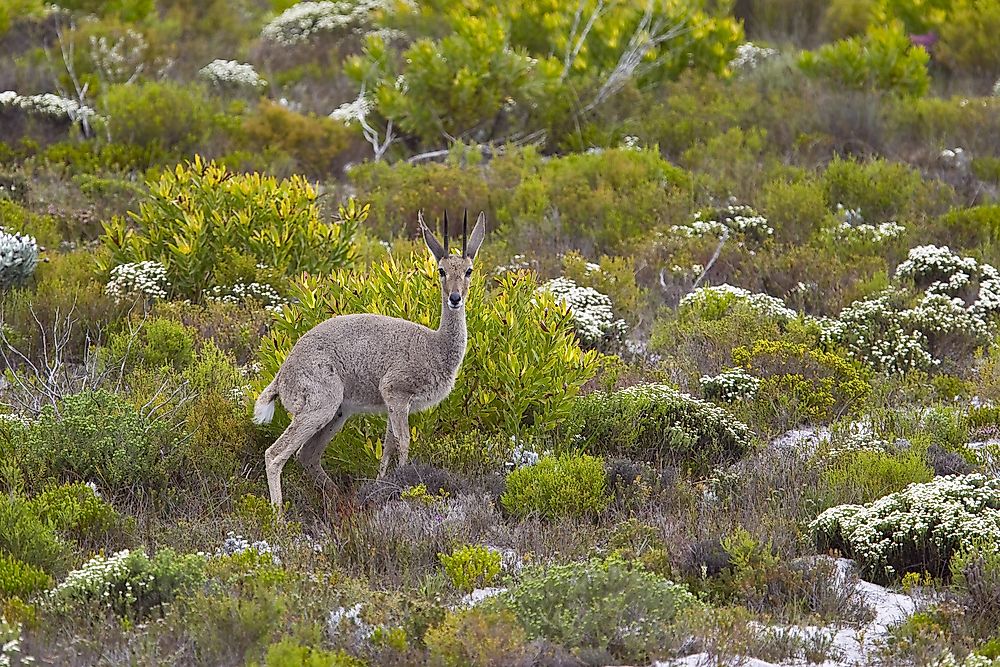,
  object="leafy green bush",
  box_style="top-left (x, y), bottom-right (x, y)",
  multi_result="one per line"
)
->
top-left (565, 384), bottom-right (753, 474)
top-left (817, 446), bottom-right (933, 507)
top-left (821, 156), bottom-right (931, 224)
top-left (799, 23), bottom-right (930, 96)
top-left (27, 482), bottom-right (125, 547)
top-left (99, 157), bottom-right (358, 300)
top-left (0, 552), bottom-right (51, 600)
top-left (812, 474), bottom-right (1000, 582)
top-left (425, 607), bottom-right (529, 667)
top-left (950, 542), bottom-right (1000, 638)
top-left (734, 340), bottom-right (871, 432)
top-left (438, 545), bottom-right (501, 593)
top-left (500, 453), bottom-right (610, 520)
top-left (496, 557), bottom-right (697, 662)
top-left (106, 317), bottom-right (197, 372)
top-left (938, 0), bottom-right (1000, 78)
top-left (258, 255), bottom-right (598, 474)
top-left (258, 638), bottom-right (366, 667)
top-left (101, 81), bottom-right (233, 166)
top-left (12, 390), bottom-right (177, 499)
top-left (0, 495), bottom-right (68, 576)
top-left (49, 548), bottom-right (206, 619)
top-left (241, 100), bottom-right (356, 179)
